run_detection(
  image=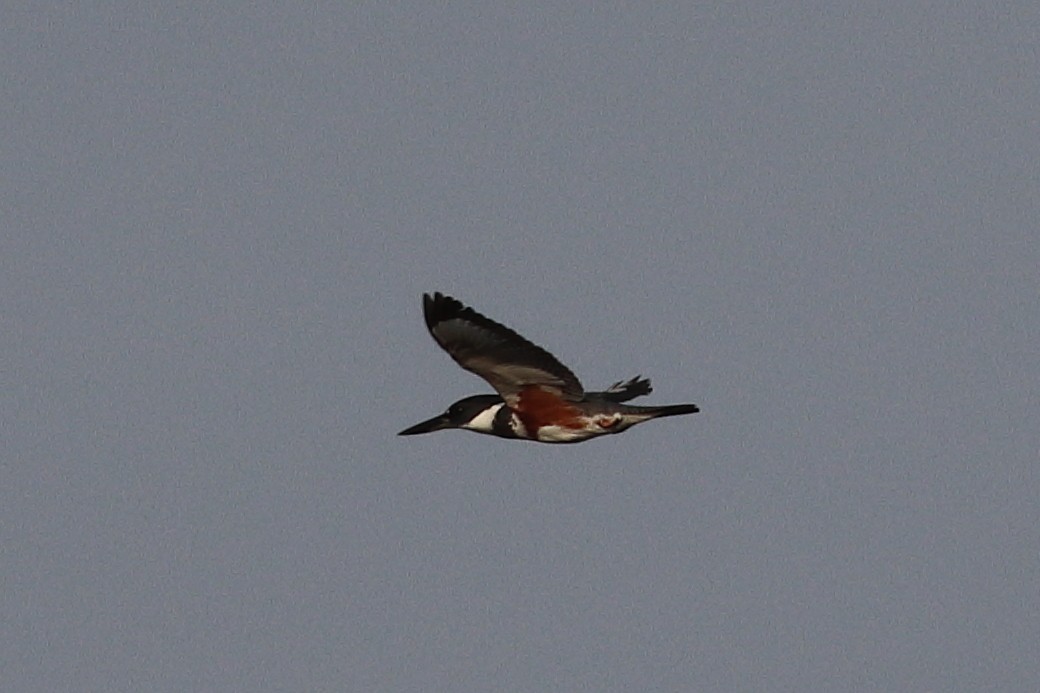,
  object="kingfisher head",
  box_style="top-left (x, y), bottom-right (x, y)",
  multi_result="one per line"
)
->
top-left (398, 394), bottom-right (505, 436)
